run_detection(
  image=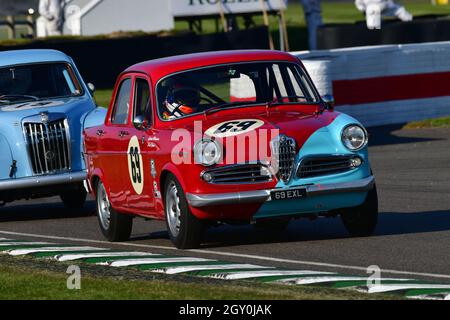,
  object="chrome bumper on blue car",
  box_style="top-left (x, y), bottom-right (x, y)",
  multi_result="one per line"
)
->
top-left (0, 171), bottom-right (87, 191)
top-left (186, 176), bottom-right (375, 208)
